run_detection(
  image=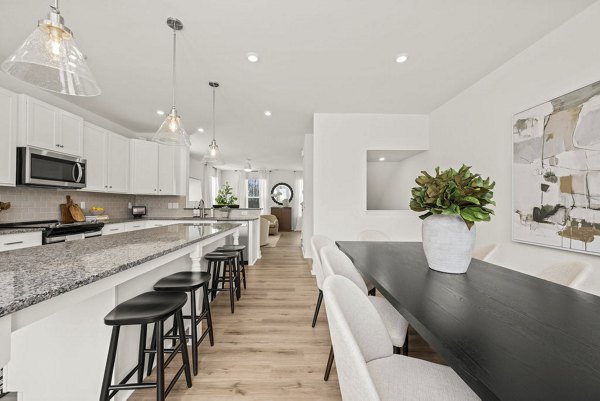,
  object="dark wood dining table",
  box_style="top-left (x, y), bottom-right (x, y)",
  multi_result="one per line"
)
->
top-left (336, 241), bottom-right (600, 401)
